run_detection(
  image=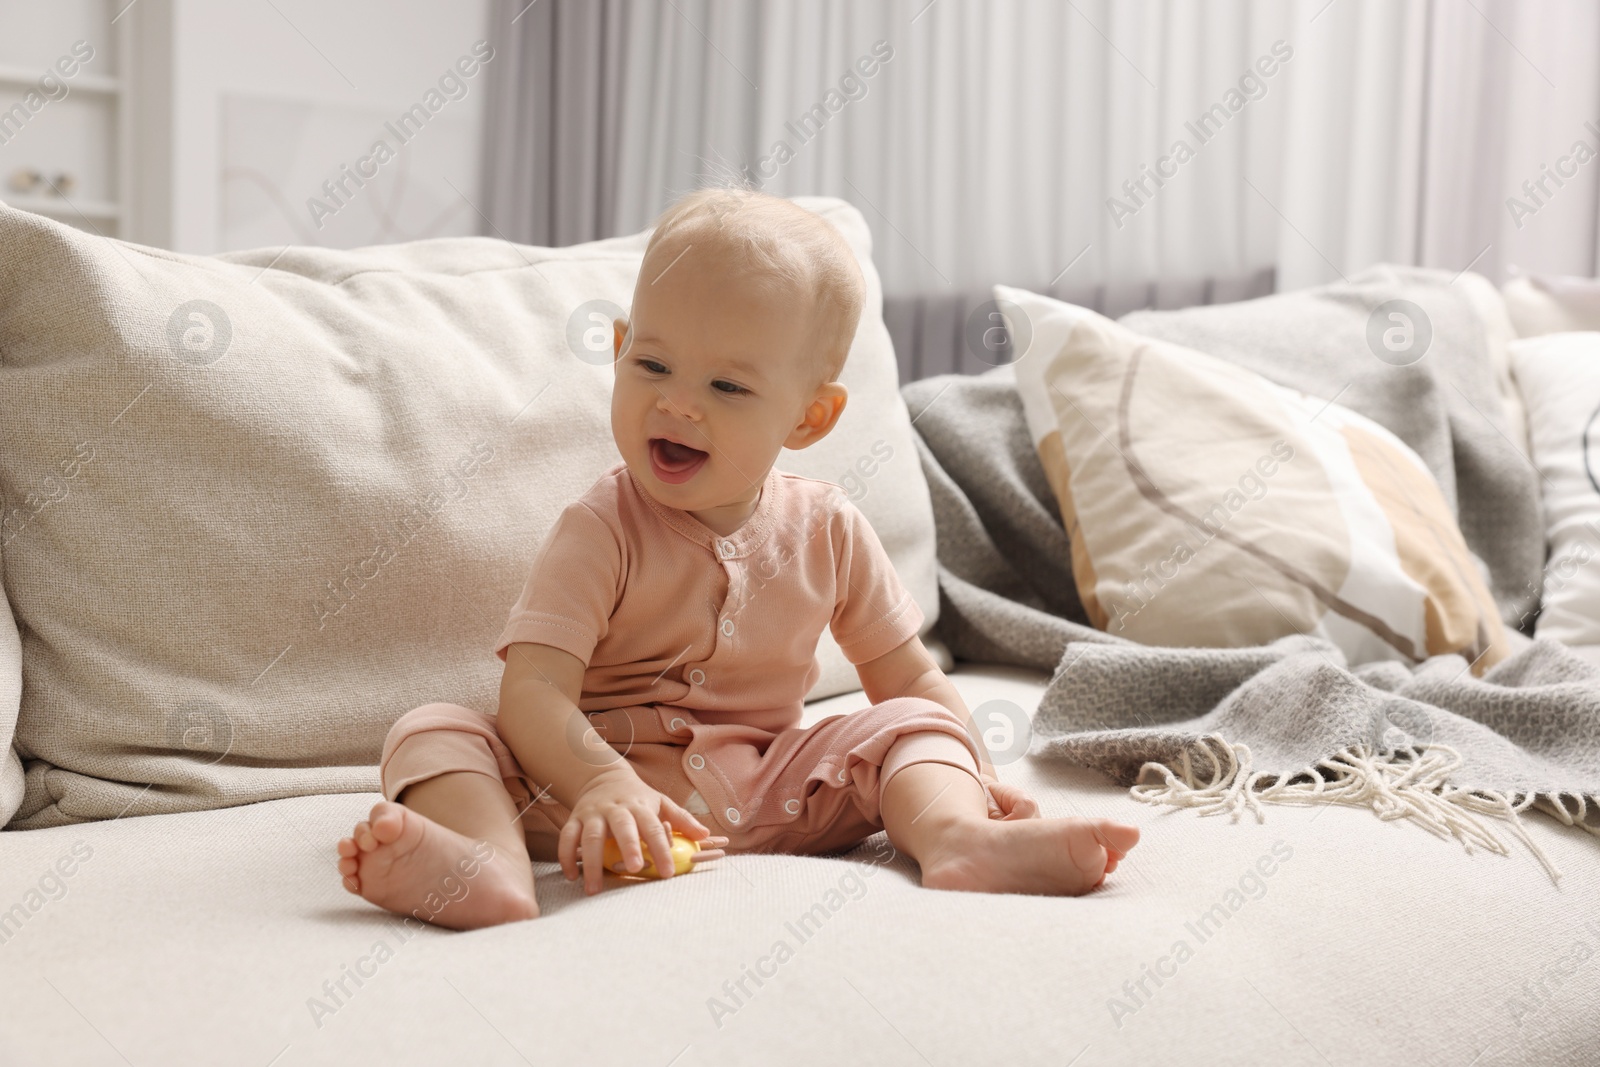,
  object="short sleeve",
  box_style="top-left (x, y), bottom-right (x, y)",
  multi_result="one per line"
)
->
top-left (494, 502), bottom-right (622, 665)
top-left (829, 501), bottom-right (924, 664)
